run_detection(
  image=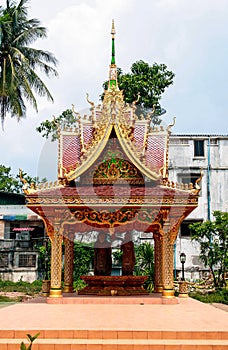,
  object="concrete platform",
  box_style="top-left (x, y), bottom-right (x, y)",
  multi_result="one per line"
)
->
top-left (0, 297), bottom-right (227, 349)
top-left (46, 293), bottom-right (179, 304)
